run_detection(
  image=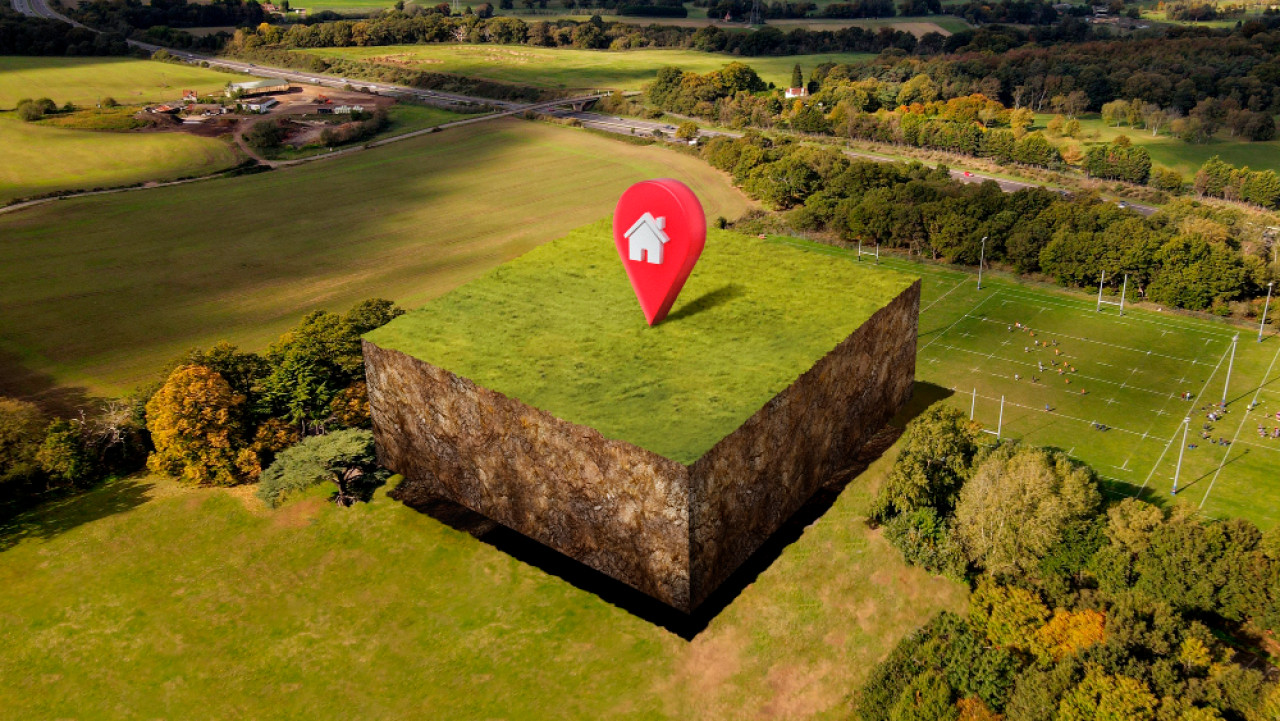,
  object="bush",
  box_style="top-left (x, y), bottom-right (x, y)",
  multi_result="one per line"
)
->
top-left (36, 418), bottom-right (95, 489)
top-left (870, 405), bottom-right (980, 522)
top-left (243, 119), bottom-right (286, 150)
top-left (884, 507), bottom-right (967, 579)
top-left (256, 428), bottom-right (386, 508)
top-left (15, 97), bottom-right (54, 122)
top-left (0, 398), bottom-right (46, 497)
top-left (1149, 166), bottom-right (1183, 192)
